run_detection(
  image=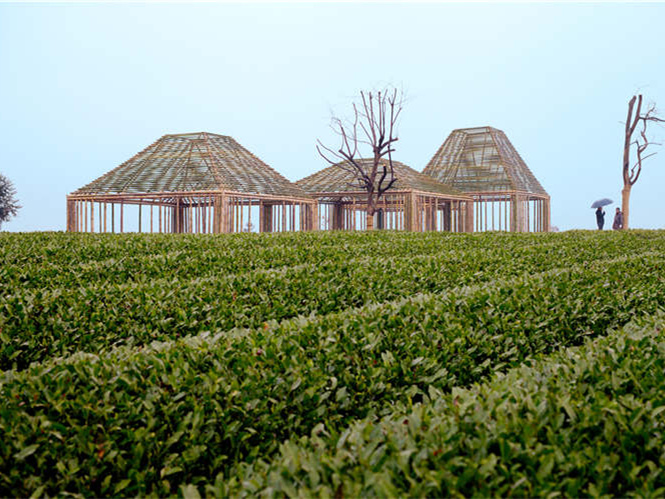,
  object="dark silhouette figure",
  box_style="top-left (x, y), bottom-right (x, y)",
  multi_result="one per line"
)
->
top-left (613, 208), bottom-right (624, 230)
top-left (595, 207), bottom-right (605, 230)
